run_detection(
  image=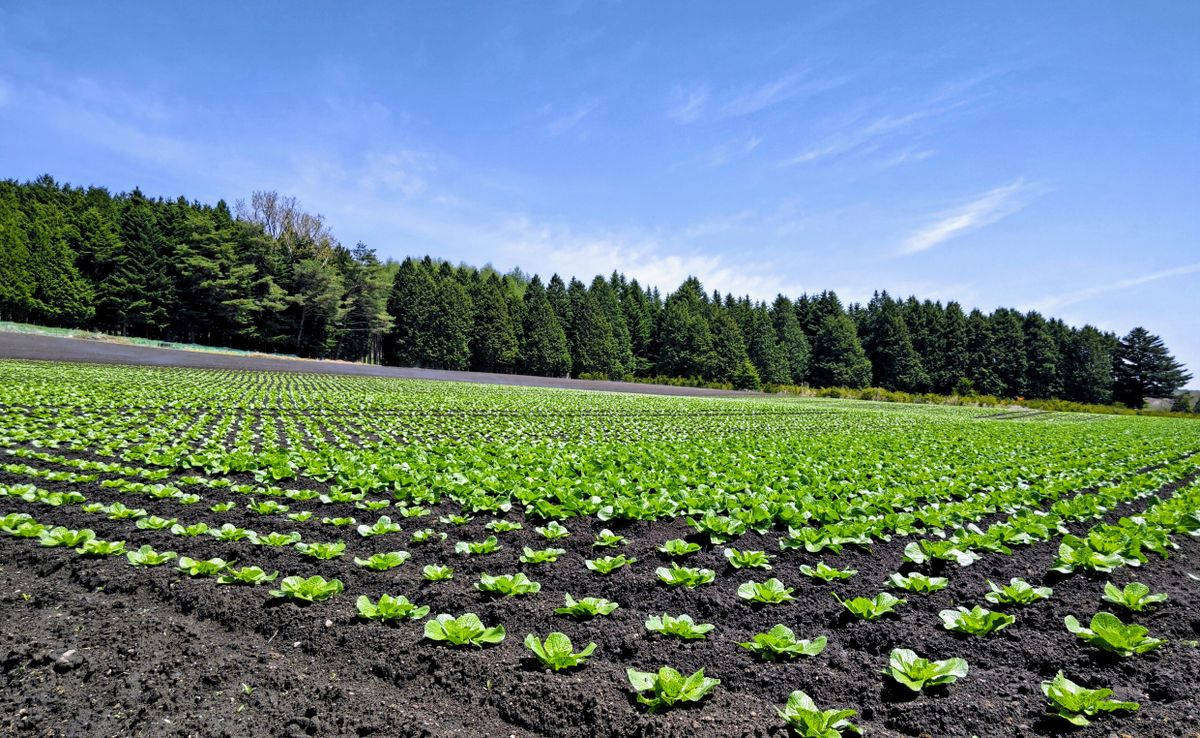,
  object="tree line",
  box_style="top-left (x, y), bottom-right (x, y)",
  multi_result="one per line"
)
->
top-left (0, 175), bottom-right (1192, 409)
